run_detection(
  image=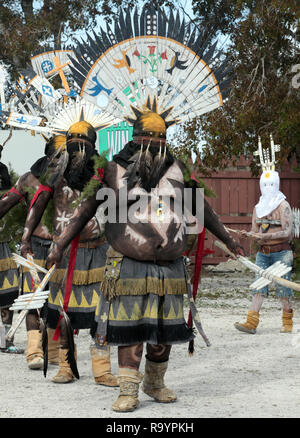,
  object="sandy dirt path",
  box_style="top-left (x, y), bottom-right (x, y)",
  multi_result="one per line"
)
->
top-left (1, 265), bottom-right (300, 419)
